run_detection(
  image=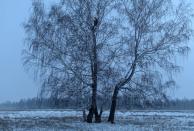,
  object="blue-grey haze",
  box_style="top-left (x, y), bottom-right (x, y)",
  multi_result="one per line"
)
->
top-left (0, 0), bottom-right (193, 102)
